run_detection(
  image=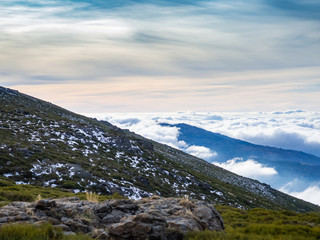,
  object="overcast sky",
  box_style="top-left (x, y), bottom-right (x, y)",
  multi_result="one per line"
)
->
top-left (1, 0), bottom-right (319, 112)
